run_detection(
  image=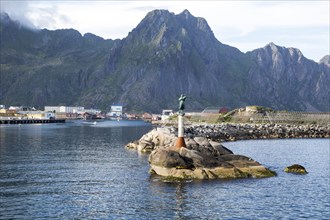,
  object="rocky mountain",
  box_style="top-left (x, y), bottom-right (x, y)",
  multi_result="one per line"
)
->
top-left (319, 55), bottom-right (330, 67)
top-left (246, 43), bottom-right (329, 111)
top-left (1, 10), bottom-right (329, 112)
top-left (0, 12), bottom-right (115, 108)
